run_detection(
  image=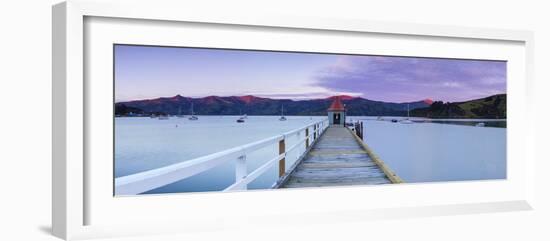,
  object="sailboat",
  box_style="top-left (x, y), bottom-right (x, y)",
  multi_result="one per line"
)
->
top-left (177, 106), bottom-right (185, 118)
top-left (188, 102), bottom-right (198, 120)
top-left (400, 103), bottom-right (414, 124)
top-left (236, 109), bottom-right (246, 123)
top-left (239, 109), bottom-right (248, 119)
top-left (279, 105), bottom-right (287, 121)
